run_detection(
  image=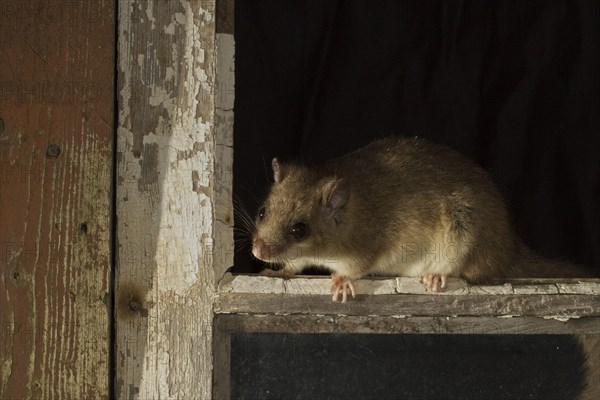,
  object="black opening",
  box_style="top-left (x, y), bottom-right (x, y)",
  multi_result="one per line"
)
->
top-left (233, 0), bottom-right (600, 274)
top-left (231, 333), bottom-right (586, 400)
